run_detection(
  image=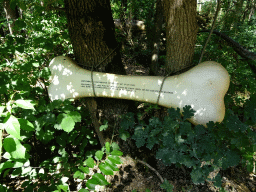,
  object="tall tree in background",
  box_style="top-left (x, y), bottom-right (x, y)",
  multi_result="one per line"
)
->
top-left (150, 0), bottom-right (164, 75)
top-left (163, 0), bottom-right (198, 74)
top-left (64, 0), bottom-right (130, 147)
top-left (3, 0), bottom-right (21, 35)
